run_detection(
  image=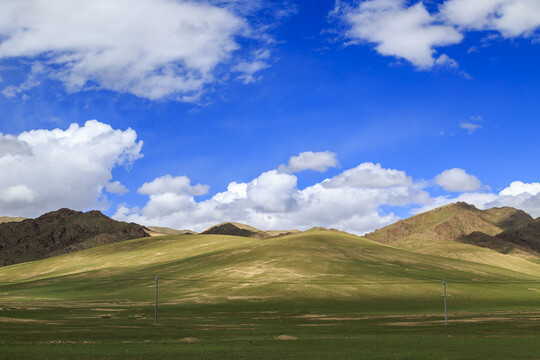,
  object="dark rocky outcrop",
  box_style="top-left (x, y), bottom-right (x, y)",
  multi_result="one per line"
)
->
top-left (201, 222), bottom-right (271, 239)
top-left (461, 218), bottom-right (540, 255)
top-left (0, 208), bottom-right (149, 266)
